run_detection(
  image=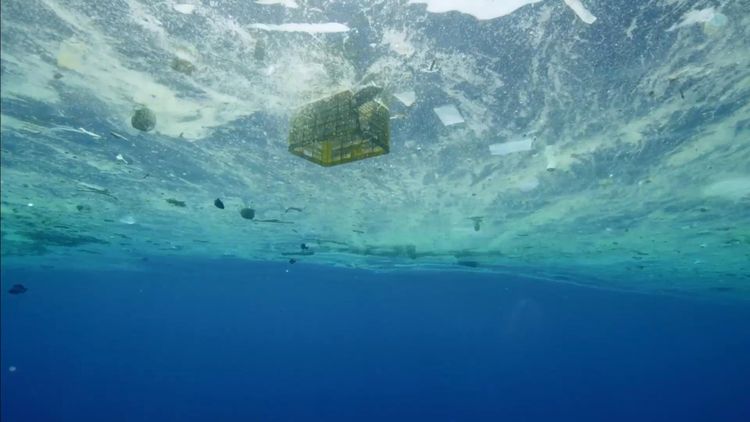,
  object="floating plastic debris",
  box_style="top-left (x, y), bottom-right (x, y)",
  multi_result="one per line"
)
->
top-left (240, 208), bottom-right (256, 220)
top-left (214, 198), bottom-right (225, 209)
top-left (255, 0), bottom-right (299, 7)
top-left (249, 23), bottom-right (349, 33)
top-left (119, 215), bottom-right (137, 225)
top-left (110, 131), bottom-right (129, 142)
top-left (433, 104), bottom-right (464, 126)
top-left (408, 0), bottom-right (542, 20)
top-left (115, 154), bottom-right (128, 164)
top-left (394, 90), bottom-right (416, 107)
top-left (173, 4), bottom-right (196, 14)
top-left (489, 138), bottom-right (533, 156)
top-left (544, 145), bottom-right (558, 171)
top-left (8, 366), bottom-right (17, 372)
top-left (171, 57), bottom-right (196, 75)
top-left (78, 127), bottom-right (101, 139)
top-left (563, 0), bottom-right (596, 24)
top-left (8, 284), bottom-right (27, 294)
top-left (131, 106), bottom-right (156, 132)
top-left (166, 198), bottom-right (186, 207)
top-left (56, 38), bottom-right (86, 70)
